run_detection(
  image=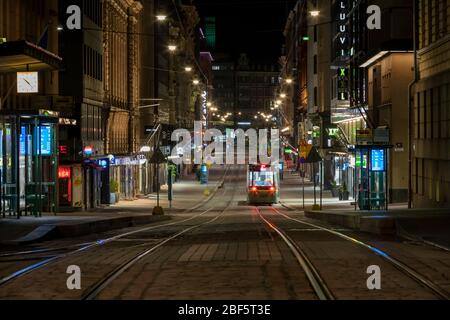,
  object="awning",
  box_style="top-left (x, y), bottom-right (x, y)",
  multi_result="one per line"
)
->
top-left (0, 40), bottom-right (63, 73)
